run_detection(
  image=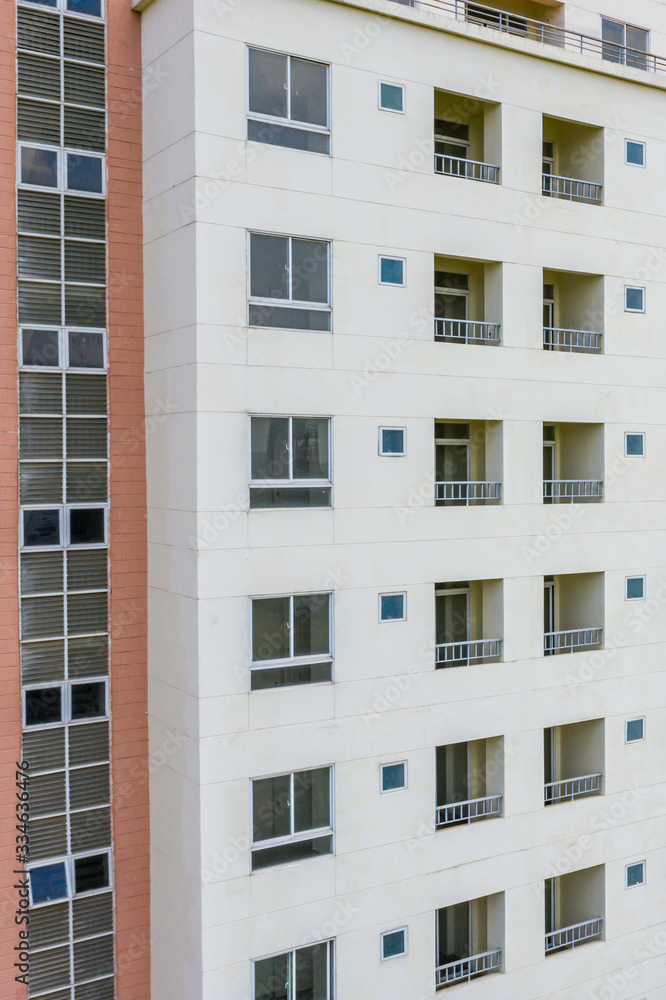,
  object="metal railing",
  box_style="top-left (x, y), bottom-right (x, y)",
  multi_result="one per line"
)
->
top-left (436, 948), bottom-right (502, 987)
top-left (543, 480), bottom-right (603, 501)
top-left (437, 794), bottom-right (503, 827)
top-left (542, 173), bottom-right (602, 203)
top-left (545, 773), bottom-right (603, 804)
top-left (434, 319), bottom-right (501, 343)
top-left (543, 327), bottom-right (603, 352)
top-left (544, 628), bottom-right (603, 655)
top-left (389, 1), bottom-right (666, 77)
top-left (434, 153), bottom-right (500, 183)
top-left (436, 481), bottom-right (501, 503)
top-left (545, 918), bottom-right (603, 954)
top-left (436, 638), bottom-right (502, 665)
